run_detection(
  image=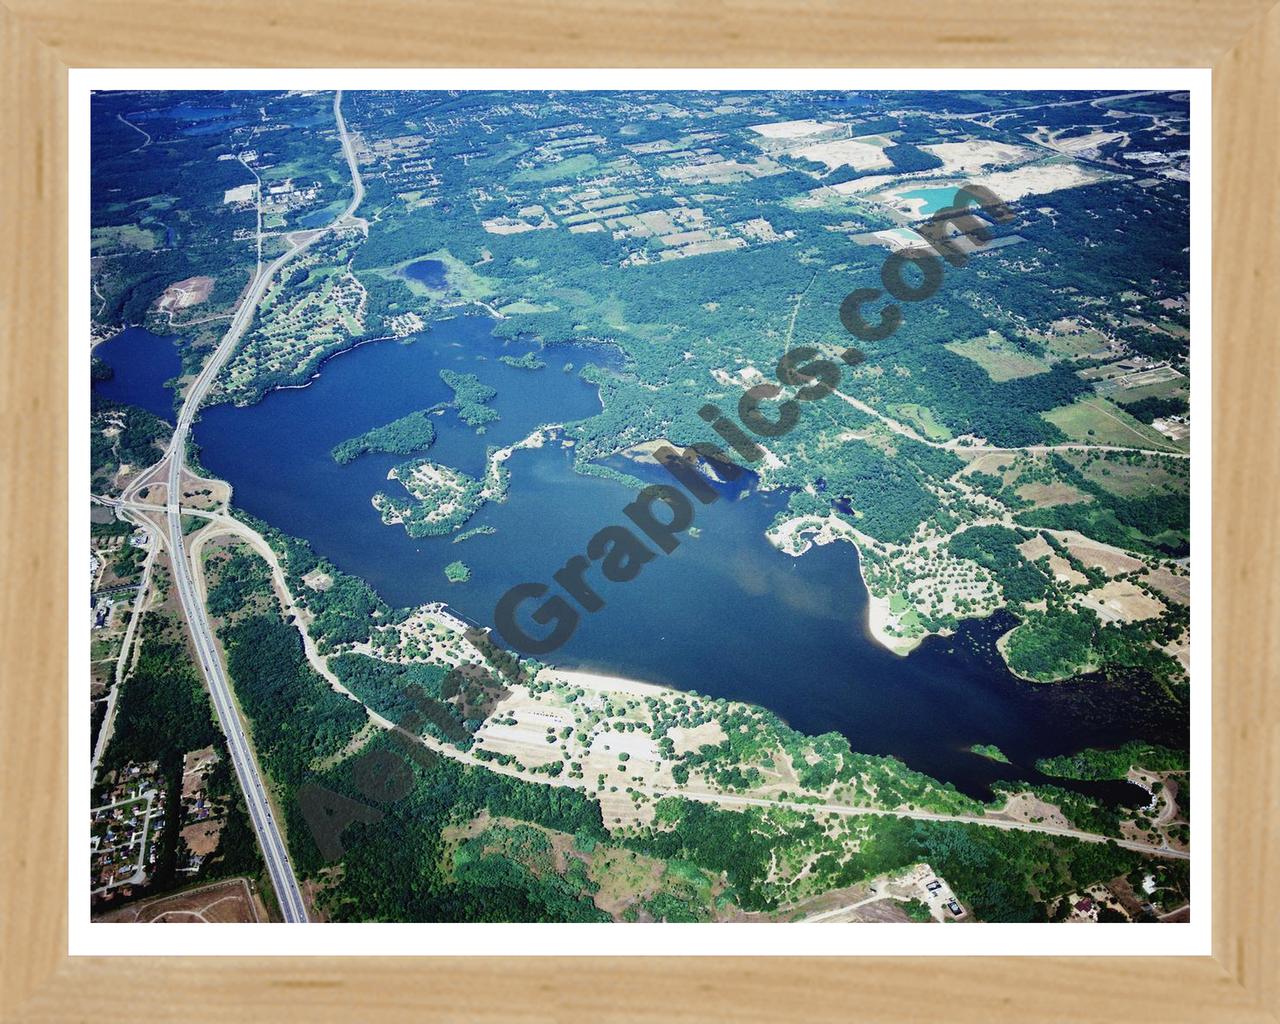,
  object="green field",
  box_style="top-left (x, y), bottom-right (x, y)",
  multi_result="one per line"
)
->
top-left (498, 300), bottom-right (559, 315)
top-left (945, 332), bottom-right (1050, 382)
top-left (513, 153), bottom-right (600, 183)
top-left (1038, 329), bottom-right (1111, 360)
top-left (889, 403), bottom-right (953, 441)
top-left (1106, 376), bottom-right (1190, 407)
top-left (91, 224), bottom-right (160, 253)
top-left (1041, 397), bottom-right (1184, 452)
top-left (1071, 453), bottom-right (1188, 499)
